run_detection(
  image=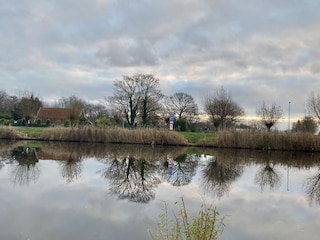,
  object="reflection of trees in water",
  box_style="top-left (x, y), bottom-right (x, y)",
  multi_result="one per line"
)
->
top-left (162, 154), bottom-right (199, 186)
top-left (99, 156), bottom-right (161, 203)
top-left (10, 147), bottom-right (40, 186)
top-left (254, 153), bottom-right (282, 191)
top-left (59, 155), bottom-right (83, 183)
top-left (202, 156), bottom-right (243, 199)
top-left (304, 170), bottom-right (320, 206)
